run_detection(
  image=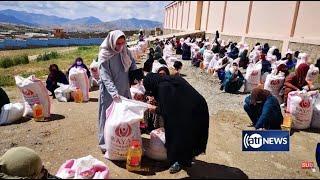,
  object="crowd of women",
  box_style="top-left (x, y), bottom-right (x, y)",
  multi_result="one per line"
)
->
top-left (162, 31), bottom-right (320, 131)
top-left (1, 28), bottom-right (320, 178)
